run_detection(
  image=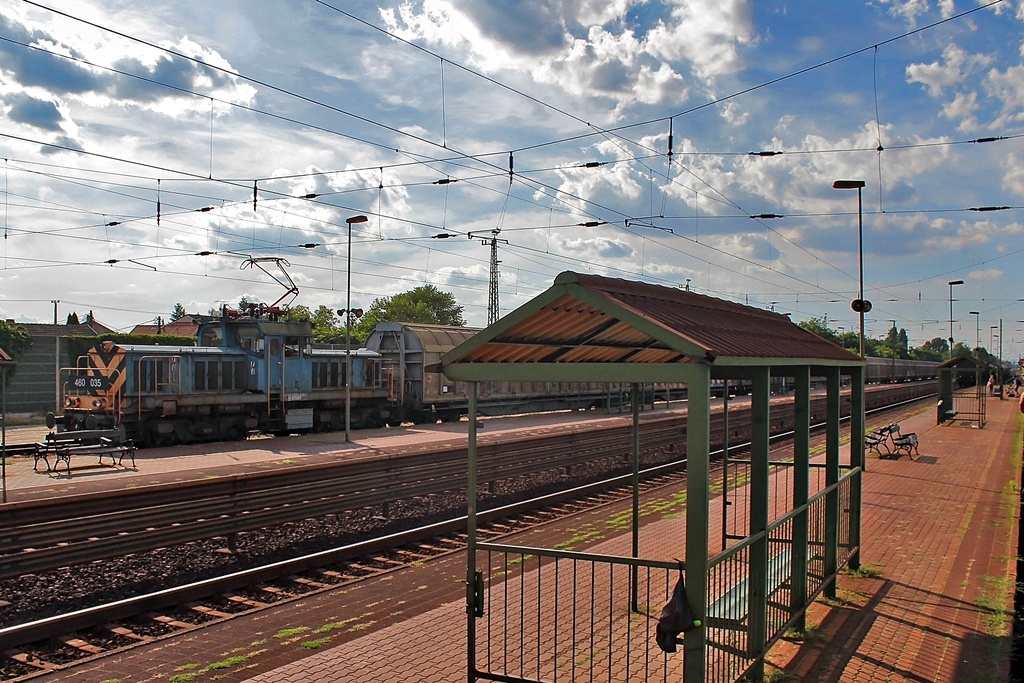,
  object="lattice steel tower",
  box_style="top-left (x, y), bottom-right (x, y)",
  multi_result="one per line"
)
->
top-left (471, 228), bottom-right (508, 326)
top-left (487, 231), bottom-right (500, 325)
